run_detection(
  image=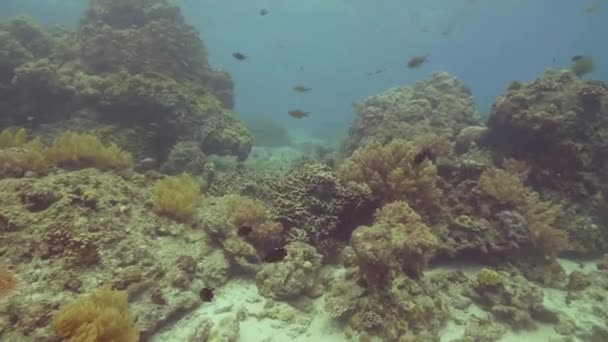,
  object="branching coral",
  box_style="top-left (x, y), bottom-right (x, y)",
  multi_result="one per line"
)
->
top-left (476, 168), bottom-right (571, 259)
top-left (338, 139), bottom-right (441, 215)
top-left (152, 173), bottom-right (201, 221)
top-left (52, 285), bottom-right (140, 342)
